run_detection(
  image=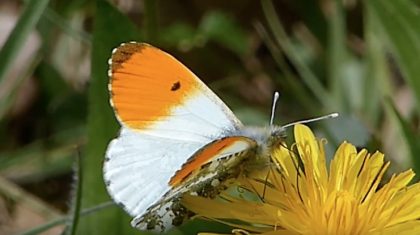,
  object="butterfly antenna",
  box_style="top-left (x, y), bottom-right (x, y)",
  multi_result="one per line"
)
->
top-left (282, 113), bottom-right (339, 129)
top-left (270, 92), bottom-right (280, 126)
